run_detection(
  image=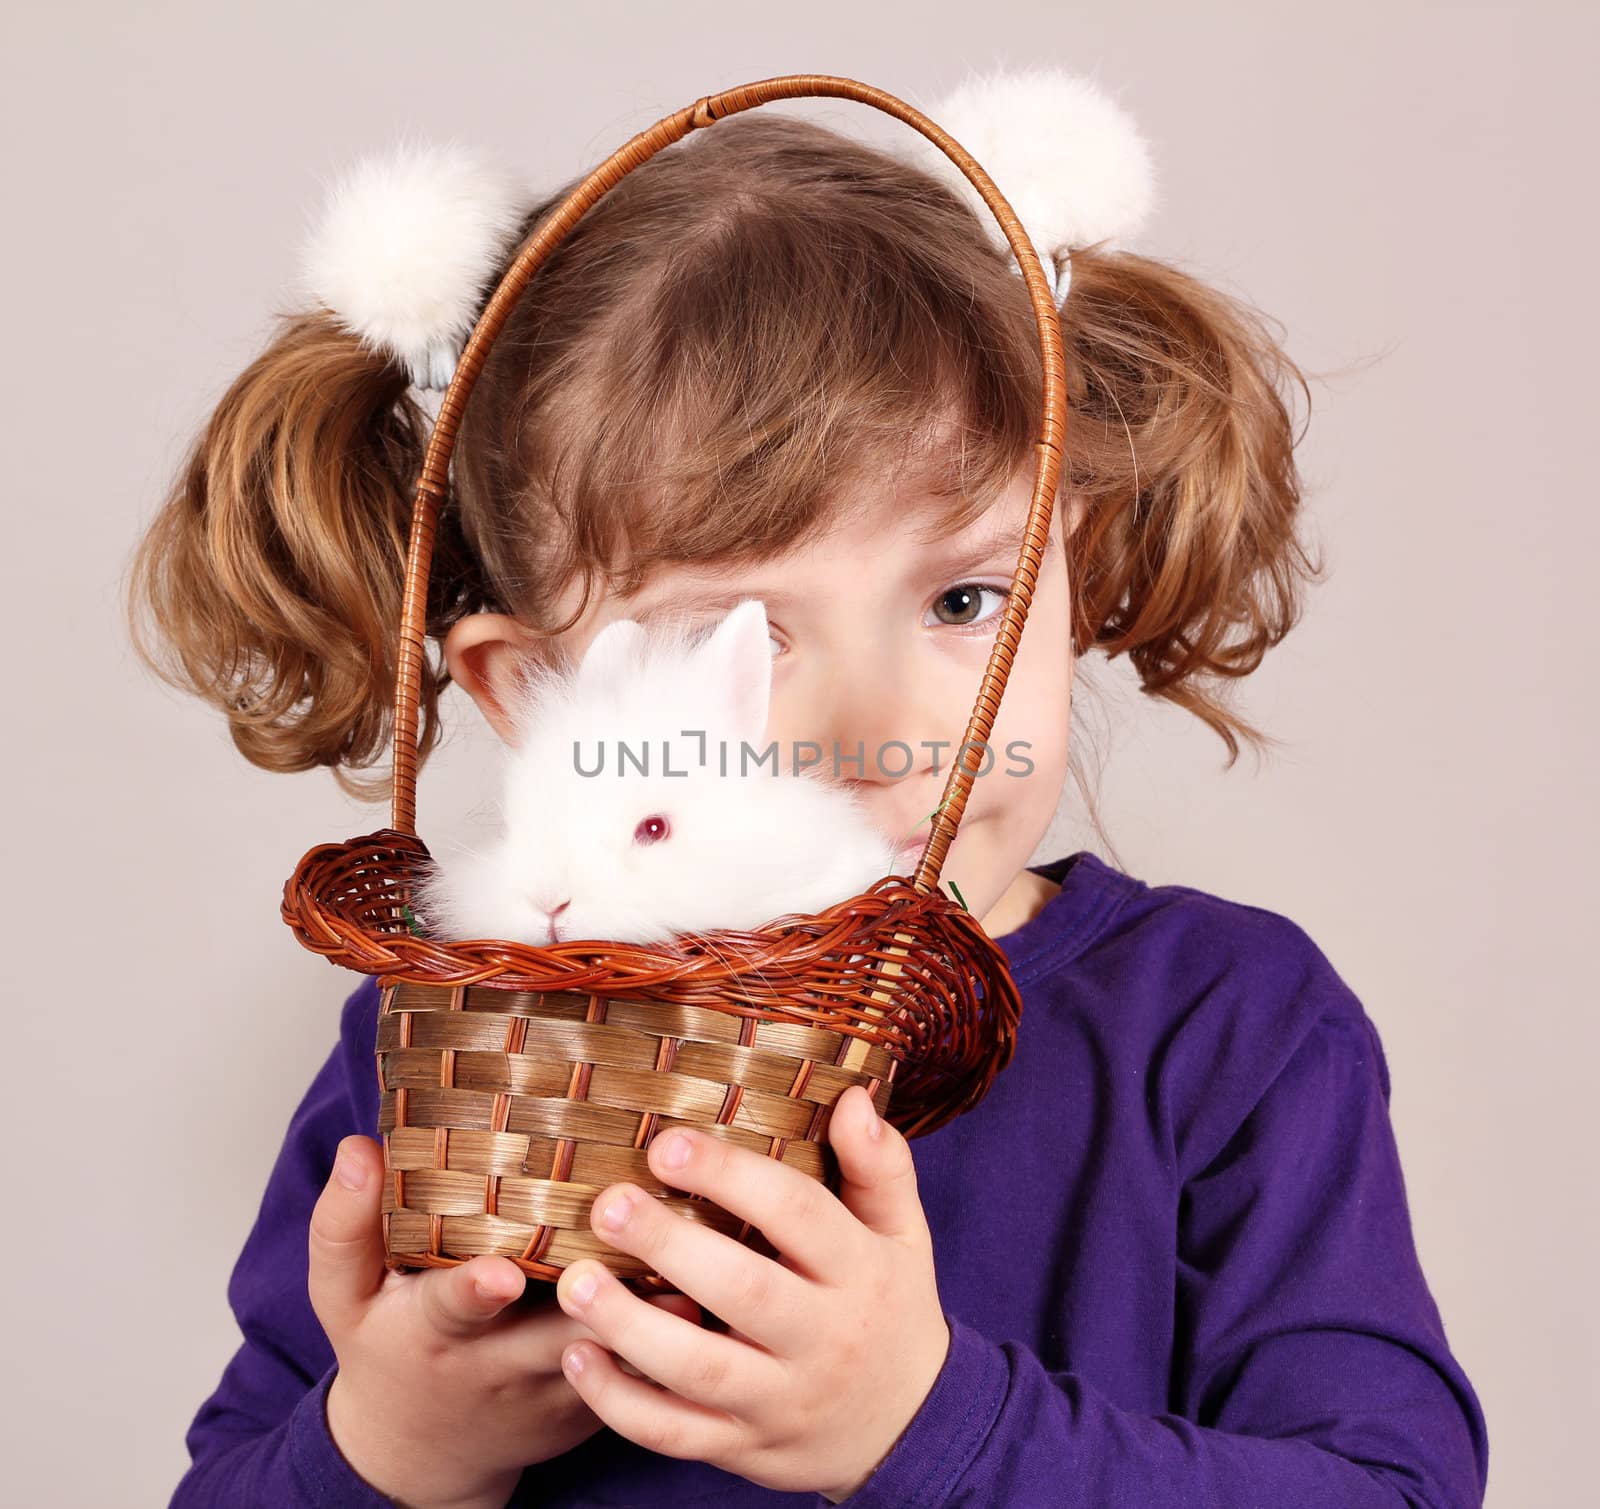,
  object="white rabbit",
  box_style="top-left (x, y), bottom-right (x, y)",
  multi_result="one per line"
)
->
top-left (412, 598), bottom-right (902, 949)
